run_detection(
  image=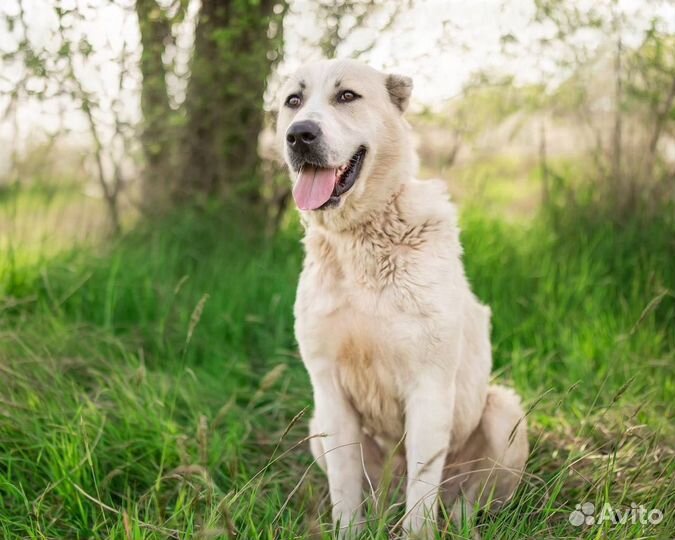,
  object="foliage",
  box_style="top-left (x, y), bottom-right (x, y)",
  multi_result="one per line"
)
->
top-left (0, 0), bottom-right (139, 233)
top-left (311, 0), bottom-right (403, 59)
top-left (530, 0), bottom-right (675, 211)
top-left (421, 77), bottom-right (547, 139)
